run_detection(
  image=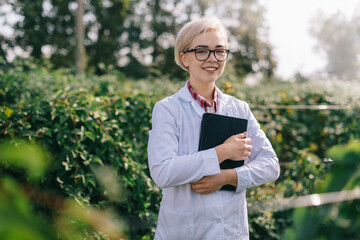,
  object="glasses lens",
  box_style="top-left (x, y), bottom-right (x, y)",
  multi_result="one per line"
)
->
top-left (195, 49), bottom-right (210, 61)
top-left (194, 49), bottom-right (228, 61)
top-left (215, 50), bottom-right (228, 61)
